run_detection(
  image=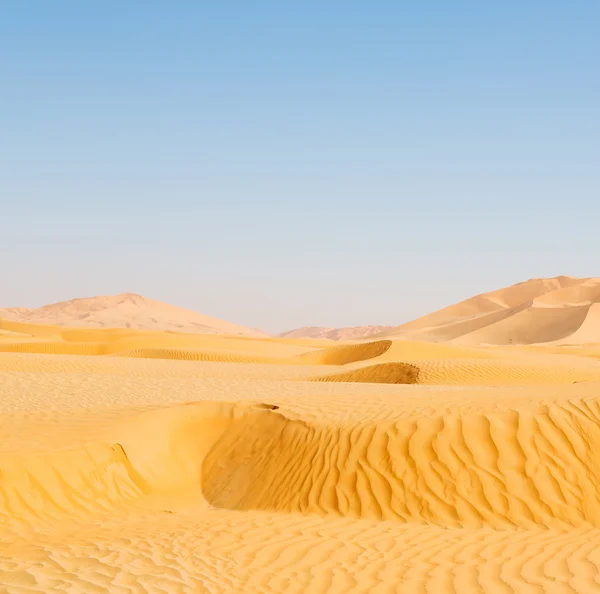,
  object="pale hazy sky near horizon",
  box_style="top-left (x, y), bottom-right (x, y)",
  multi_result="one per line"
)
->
top-left (2, 2), bottom-right (599, 333)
